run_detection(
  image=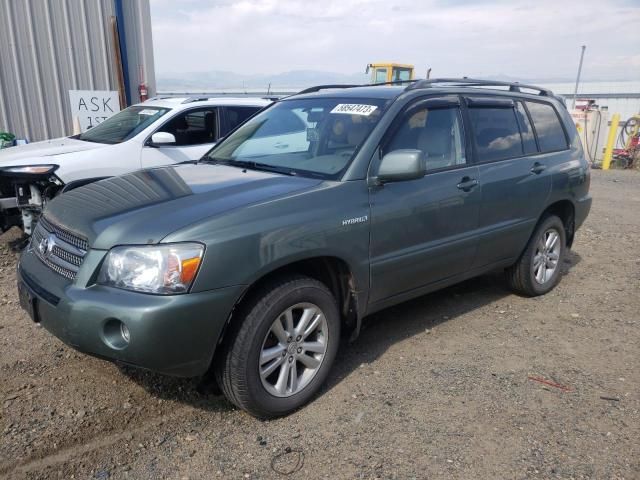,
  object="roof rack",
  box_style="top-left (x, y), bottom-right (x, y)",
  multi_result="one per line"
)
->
top-left (181, 96), bottom-right (214, 104)
top-left (293, 78), bottom-right (556, 101)
top-left (296, 79), bottom-right (419, 95)
top-left (296, 84), bottom-right (359, 95)
top-left (146, 95), bottom-right (175, 101)
top-left (368, 80), bottom-right (418, 87)
top-left (405, 78), bottom-right (554, 96)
